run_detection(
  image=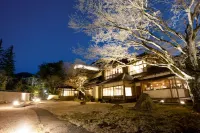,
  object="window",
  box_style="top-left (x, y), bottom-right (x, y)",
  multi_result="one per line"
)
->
top-left (105, 67), bottom-right (123, 79)
top-left (129, 61), bottom-right (146, 75)
top-left (63, 89), bottom-right (74, 96)
top-left (103, 86), bottom-right (124, 96)
top-left (143, 79), bottom-right (170, 91)
top-left (113, 86), bottom-right (123, 96)
top-left (103, 87), bottom-right (113, 96)
top-left (125, 87), bottom-right (132, 96)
